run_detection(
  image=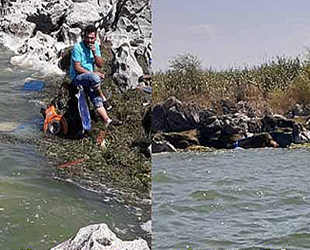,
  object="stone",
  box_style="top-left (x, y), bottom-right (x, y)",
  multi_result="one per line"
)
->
top-left (220, 99), bottom-right (237, 115)
top-left (198, 111), bottom-right (223, 147)
top-left (152, 97), bottom-right (200, 133)
top-left (50, 223), bottom-right (150, 250)
top-left (292, 122), bottom-right (310, 144)
top-left (152, 139), bottom-right (177, 154)
top-left (10, 31), bottom-right (64, 75)
top-left (0, 14), bottom-right (36, 51)
top-left (247, 118), bottom-right (262, 134)
top-left (65, 2), bottom-right (101, 29)
top-left (237, 132), bottom-right (279, 149)
top-left (161, 129), bottom-right (199, 149)
top-left (270, 130), bottom-right (293, 148)
top-left (0, 0), bottom-right (151, 87)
